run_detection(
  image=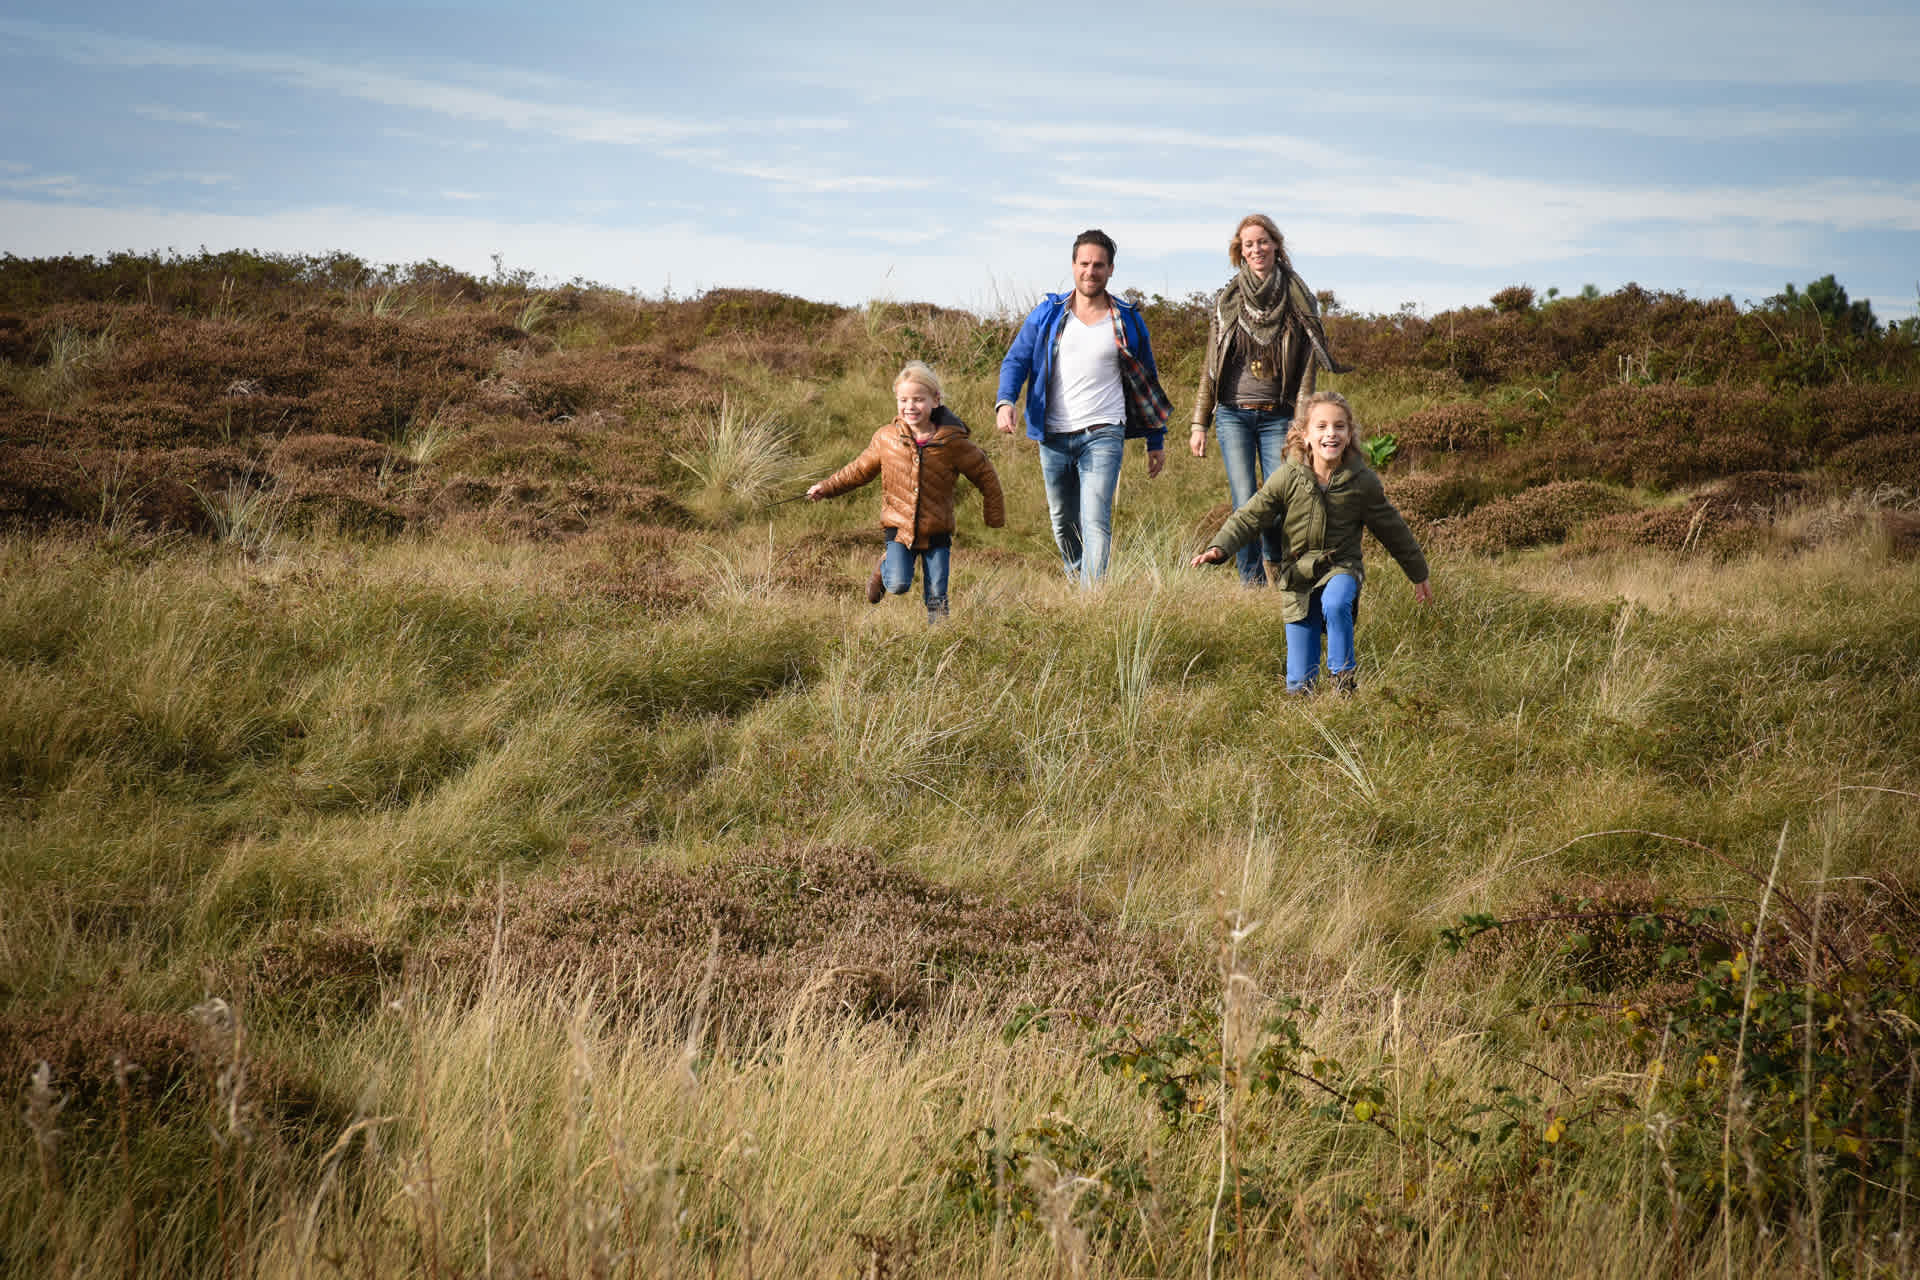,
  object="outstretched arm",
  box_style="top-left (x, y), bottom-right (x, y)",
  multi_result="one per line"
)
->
top-left (809, 442), bottom-right (882, 501)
